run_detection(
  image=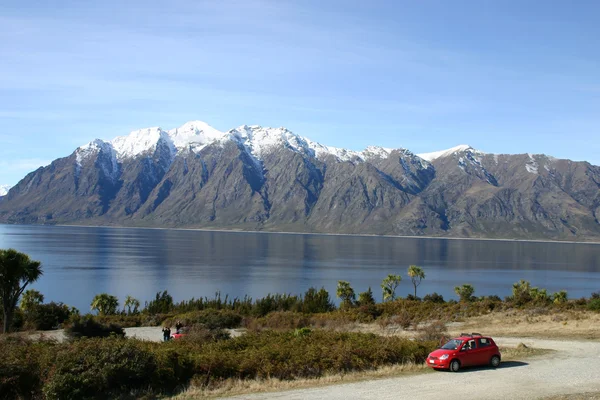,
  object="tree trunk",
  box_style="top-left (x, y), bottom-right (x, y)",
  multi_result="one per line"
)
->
top-left (414, 284), bottom-right (417, 298)
top-left (2, 306), bottom-right (11, 334)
